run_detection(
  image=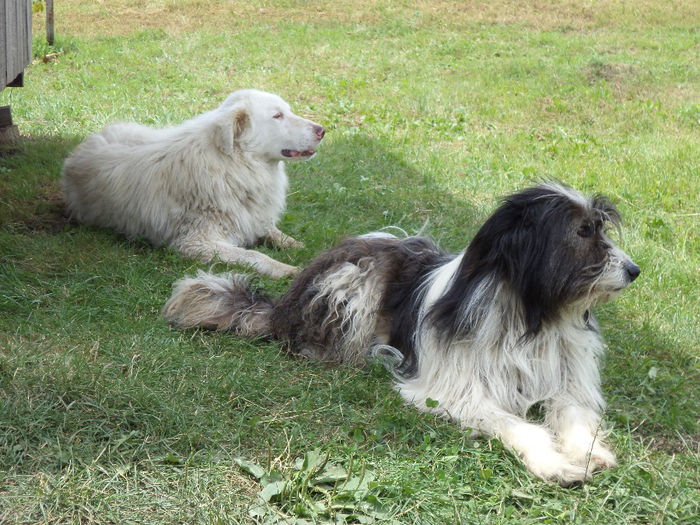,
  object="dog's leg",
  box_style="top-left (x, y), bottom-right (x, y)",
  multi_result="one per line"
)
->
top-left (468, 408), bottom-right (590, 486)
top-left (178, 239), bottom-right (298, 279)
top-left (263, 226), bottom-right (304, 249)
top-left (546, 403), bottom-right (617, 472)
